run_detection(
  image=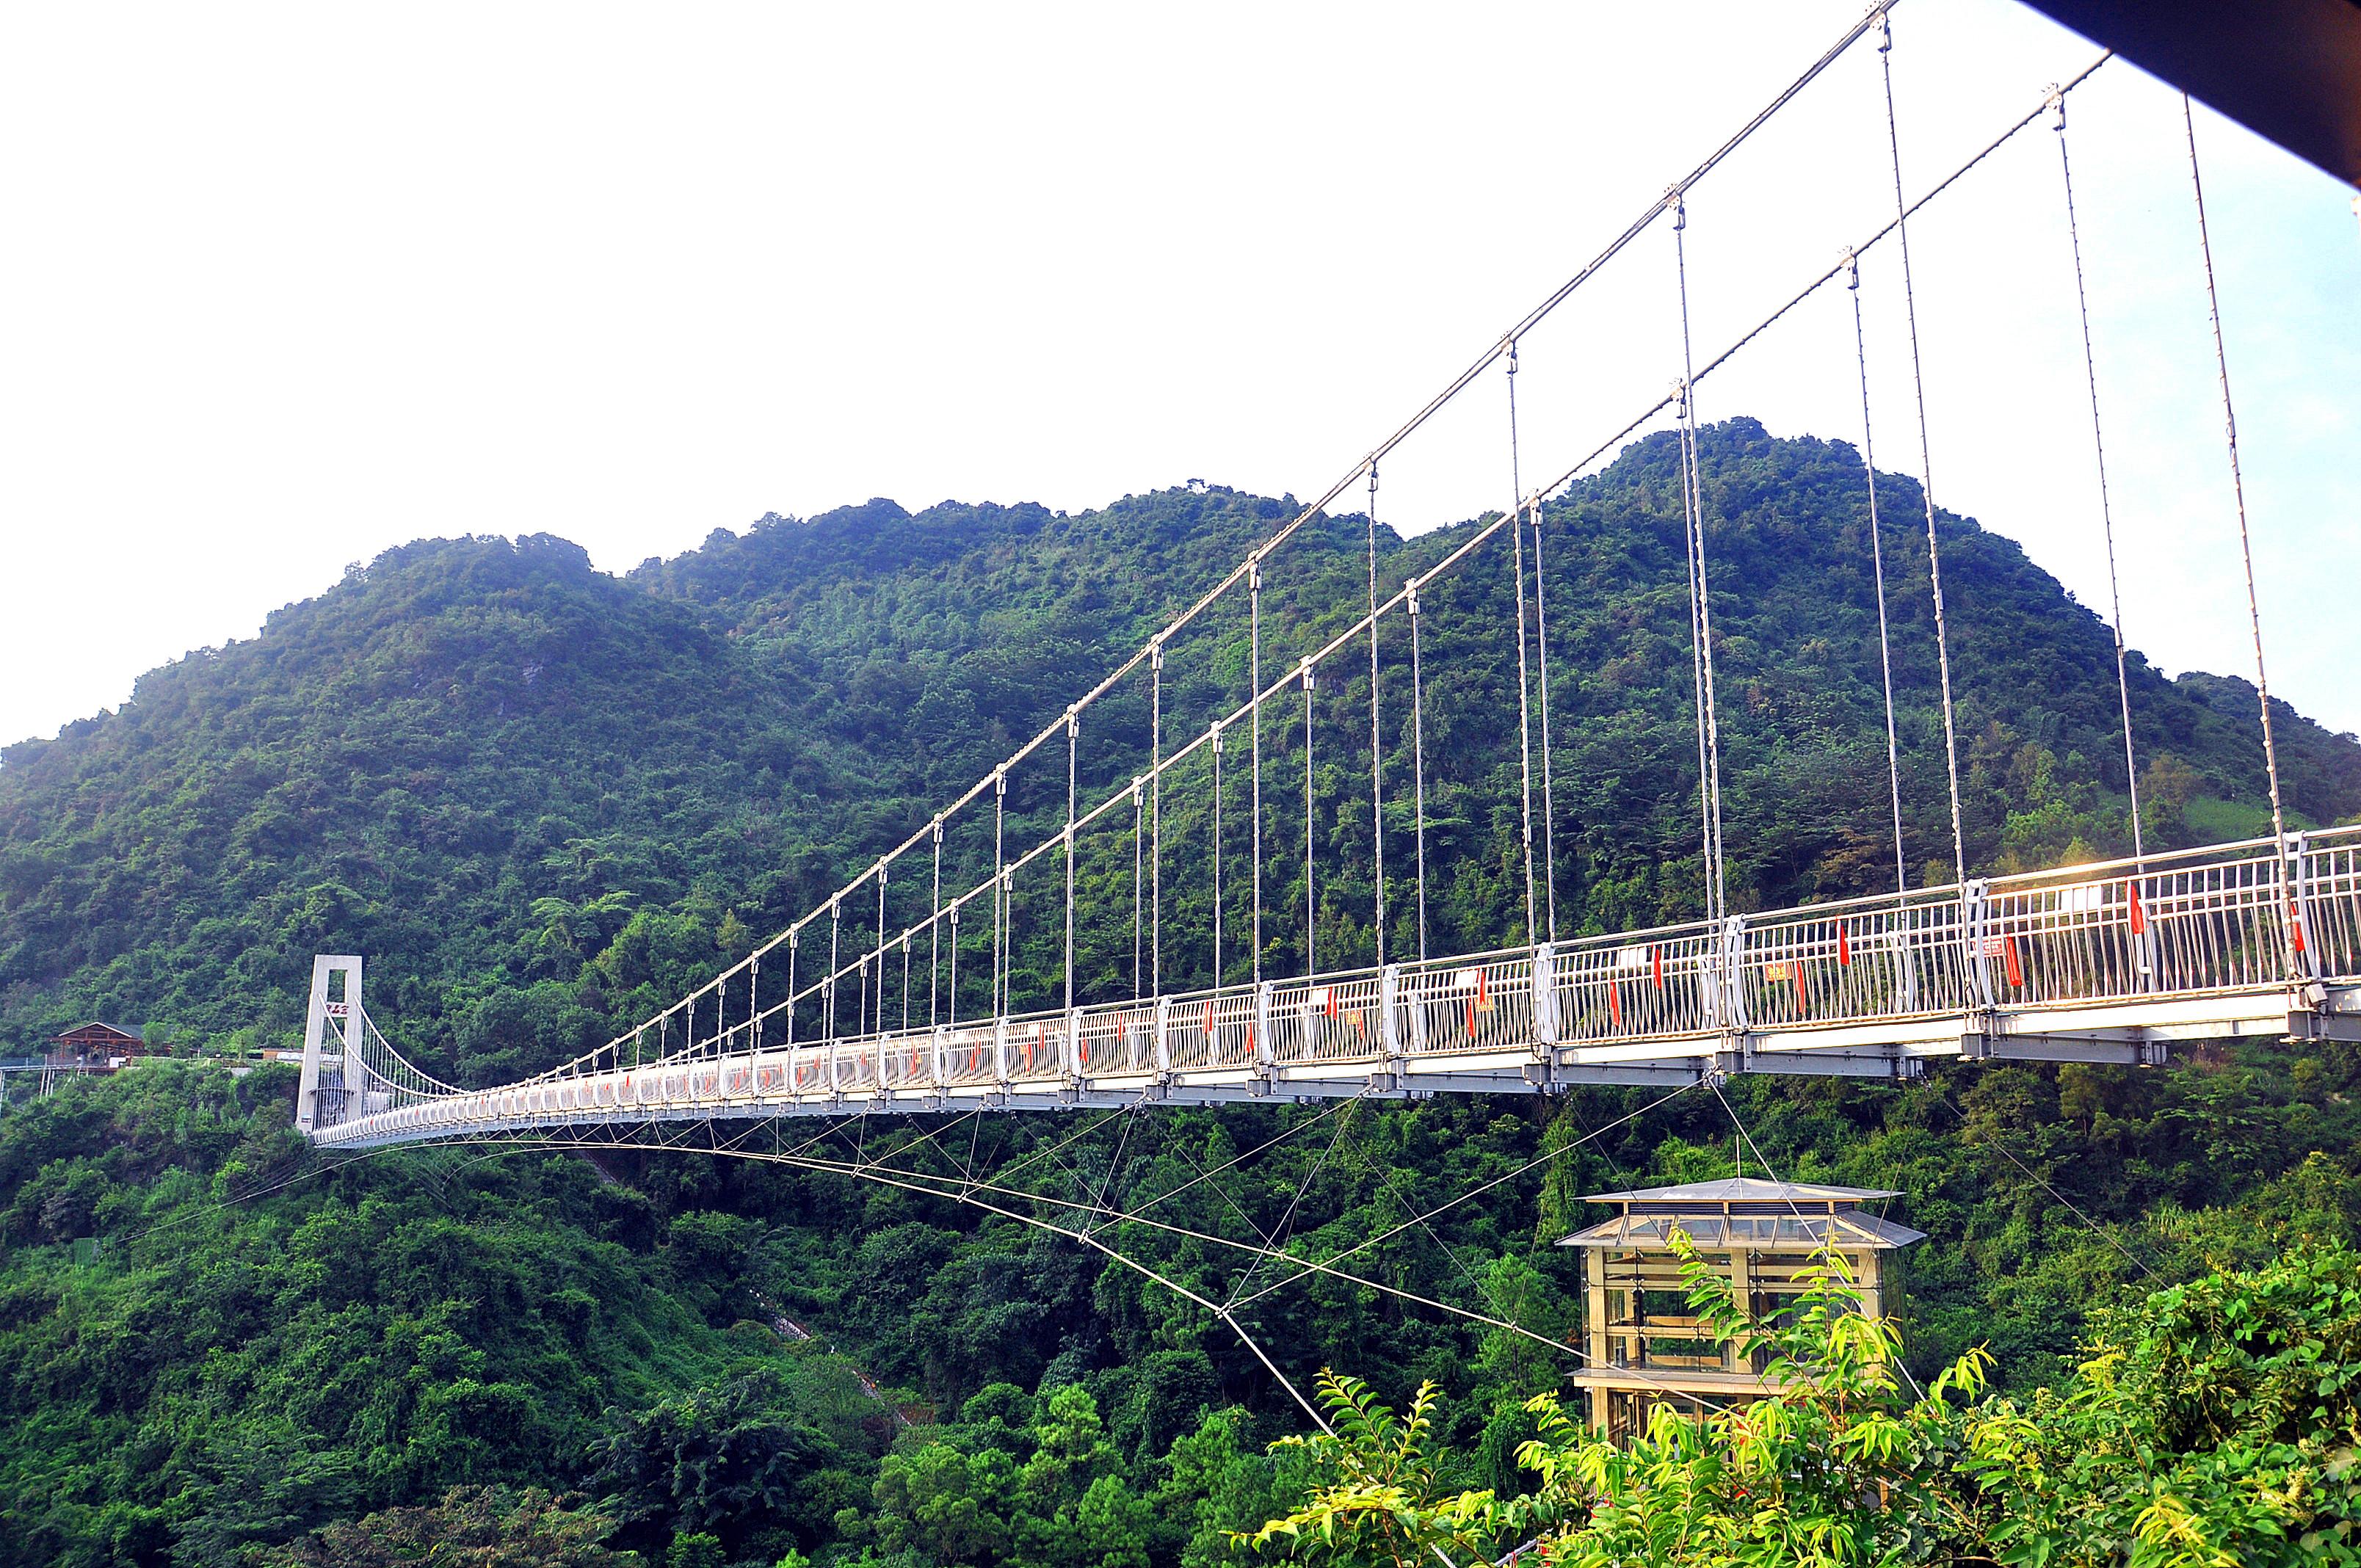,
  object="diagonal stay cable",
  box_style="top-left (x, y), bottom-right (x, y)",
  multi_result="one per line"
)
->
top-left (734, 1141), bottom-right (1745, 1415)
top-left (1084, 1103), bottom-right (1144, 1227)
top-left (712, 1141), bottom-right (1713, 1403)
top-left (797, 1094), bottom-right (1684, 1382)
top-left (747, 1141), bottom-right (1335, 1433)
top-left (1151, 1133), bottom-right (1288, 1255)
top-left (1933, 1086), bottom-right (2153, 1279)
top-left (1338, 1119), bottom-right (1504, 1318)
top-left (1221, 1097), bottom-right (1362, 1309)
top-left (1123, 1095), bottom-right (1364, 1223)
top-left (1231, 1081), bottom-right (1699, 1309)
top-left (415, 1128), bottom-right (1741, 1414)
